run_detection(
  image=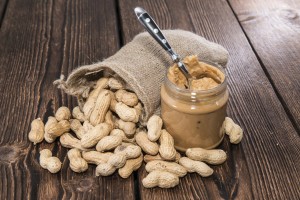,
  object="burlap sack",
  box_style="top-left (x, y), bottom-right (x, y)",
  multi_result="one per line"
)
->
top-left (54, 30), bottom-right (228, 125)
